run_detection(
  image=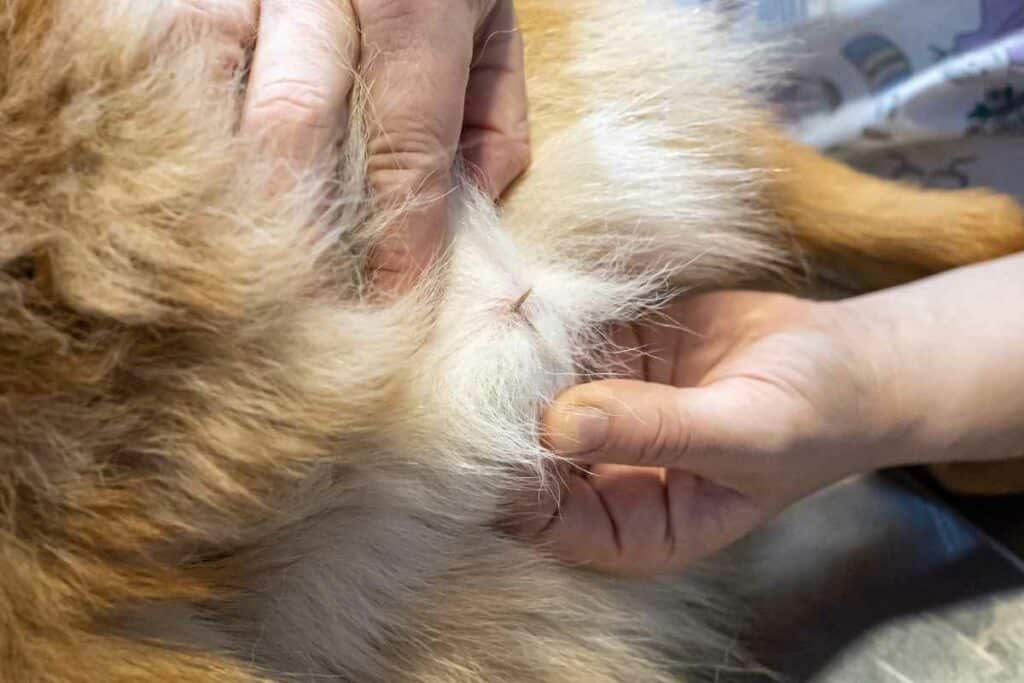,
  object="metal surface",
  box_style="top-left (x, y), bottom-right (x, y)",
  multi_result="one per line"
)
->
top-left (739, 472), bottom-right (1024, 682)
